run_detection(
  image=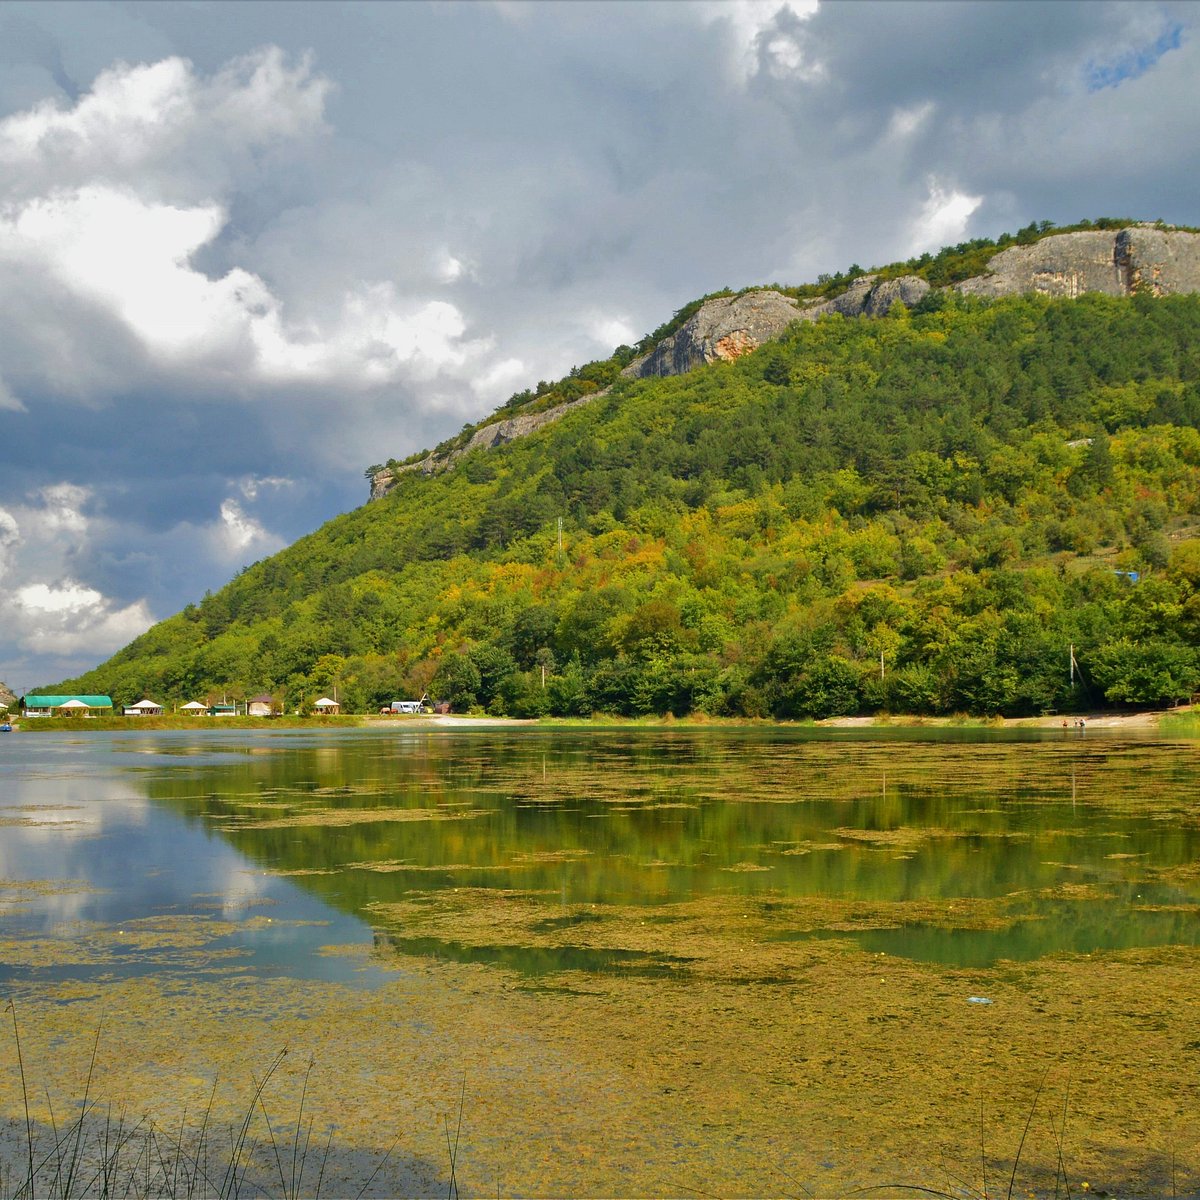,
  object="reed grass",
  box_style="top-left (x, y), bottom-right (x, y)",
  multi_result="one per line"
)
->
top-left (0, 1003), bottom-right (408, 1200)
